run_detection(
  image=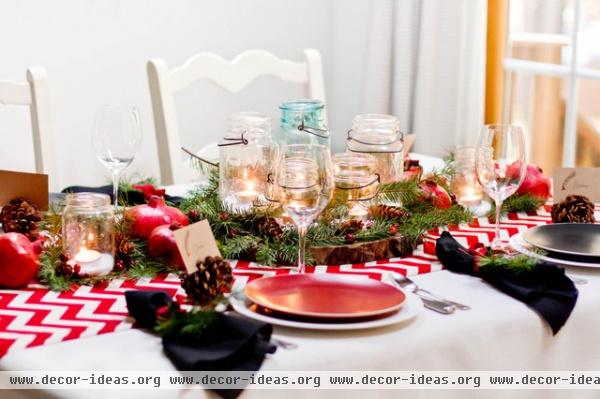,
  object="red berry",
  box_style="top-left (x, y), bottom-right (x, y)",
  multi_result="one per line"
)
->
top-left (219, 212), bottom-right (229, 222)
top-left (73, 264), bottom-right (81, 276)
top-left (187, 209), bottom-right (200, 221)
top-left (345, 233), bottom-right (355, 244)
top-left (468, 242), bottom-right (488, 257)
top-left (155, 305), bottom-right (170, 319)
top-left (113, 260), bottom-right (125, 272)
top-left (389, 224), bottom-right (398, 235)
